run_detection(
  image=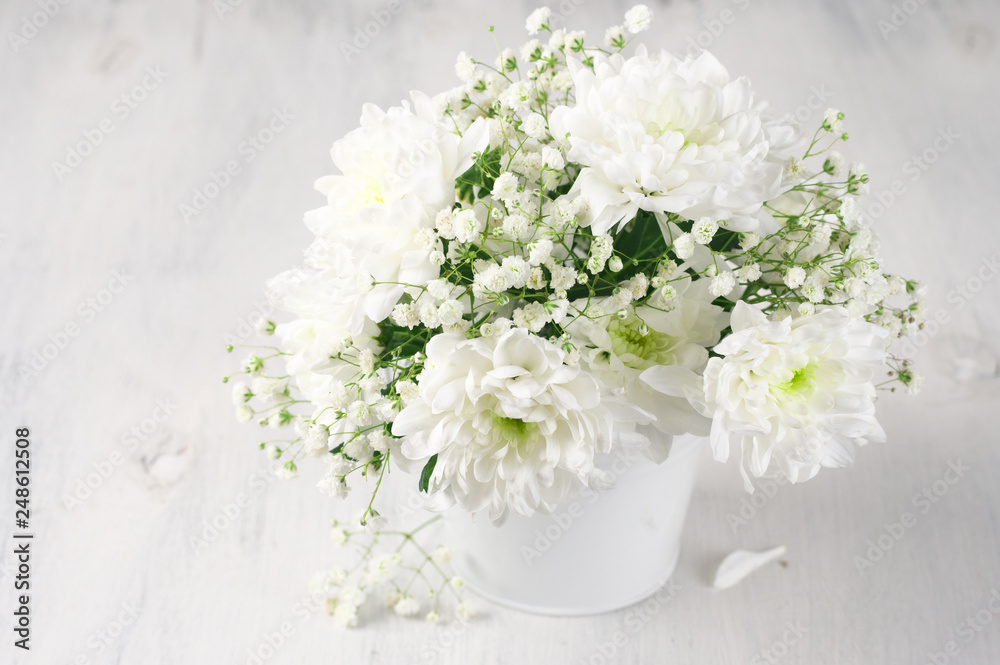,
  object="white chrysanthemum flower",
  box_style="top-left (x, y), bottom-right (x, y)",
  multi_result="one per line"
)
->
top-left (567, 278), bottom-right (723, 460)
top-left (302, 93), bottom-right (489, 328)
top-left (549, 48), bottom-right (782, 236)
top-left (391, 329), bottom-right (646, 520)
top-left (698, 302), bottom-right (890, 490)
